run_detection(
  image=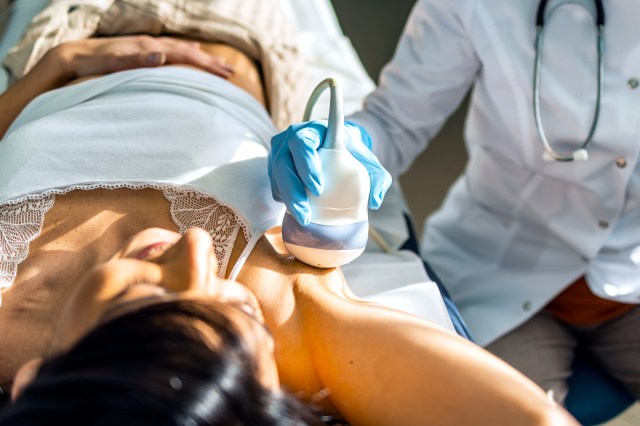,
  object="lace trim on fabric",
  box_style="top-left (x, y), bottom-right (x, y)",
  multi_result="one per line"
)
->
top-left (0, 196), bottom-right (56, 293)
top-left (0, 183), bottom-right (251, 303)
top-left (162, 187), bottom-right (250, 278)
